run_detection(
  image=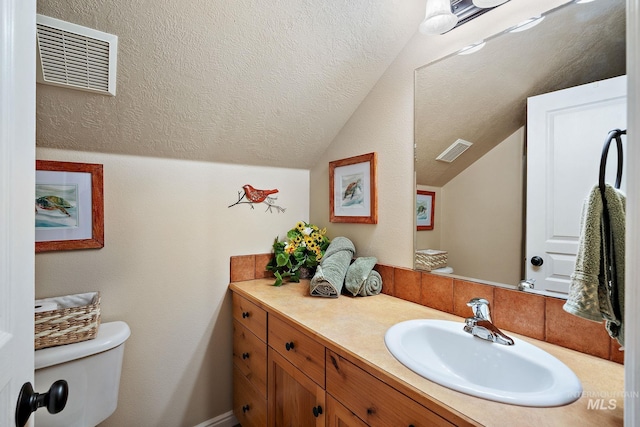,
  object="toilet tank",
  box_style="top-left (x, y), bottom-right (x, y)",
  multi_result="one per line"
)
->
top-left (34, 321), bottom-right (131, 427)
